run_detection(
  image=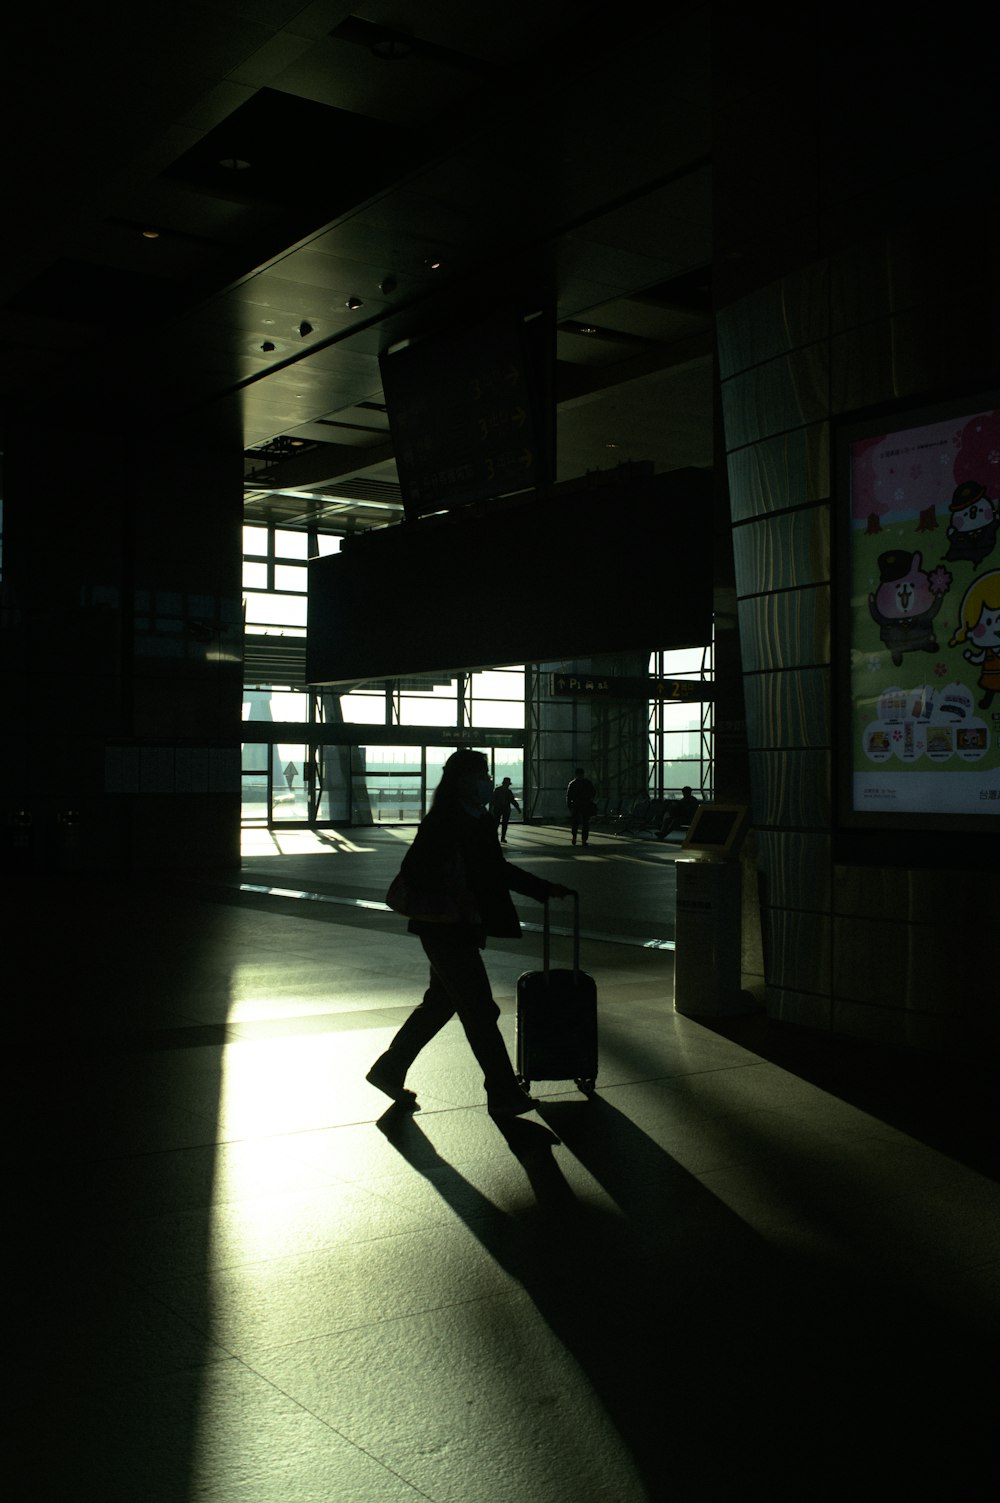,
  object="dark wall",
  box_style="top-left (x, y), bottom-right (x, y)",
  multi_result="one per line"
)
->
top-left (0, 414), bottom-right (243, 876)
top-left (713, 12), bottom-right (1000, 1058)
